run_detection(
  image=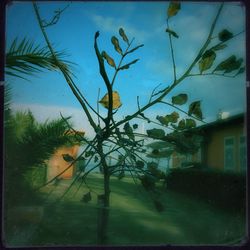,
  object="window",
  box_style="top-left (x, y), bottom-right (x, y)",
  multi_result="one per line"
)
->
top-left (239, 136), bottom-right (247, 170)
top-left (224, 137), bottom-right (235, 170)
